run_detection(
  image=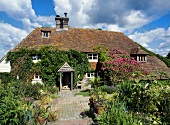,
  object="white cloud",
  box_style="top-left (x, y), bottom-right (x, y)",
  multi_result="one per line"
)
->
top-left (53, 0), bottom-right (72, 15)
top-left (124, 11), bottom-right (149, 31)
top-left (36, 16), bottom-right (55, 27)
top-left (148, 48), bottom-right (170, 57)
top-left (53, 0), bottom-right (94, 27)
top-left (129, 28), bottom-right (166, 47)
top-left (0, 0), bottom-right (36, 20)
top-left (0, 22), bottom-right (28, 59)
top-left (129, 27), bottom-right (170, 56)
top-left (159, 40), bottom-right (170, 49)
top-left (22, 18), bottom-right (42, 32)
